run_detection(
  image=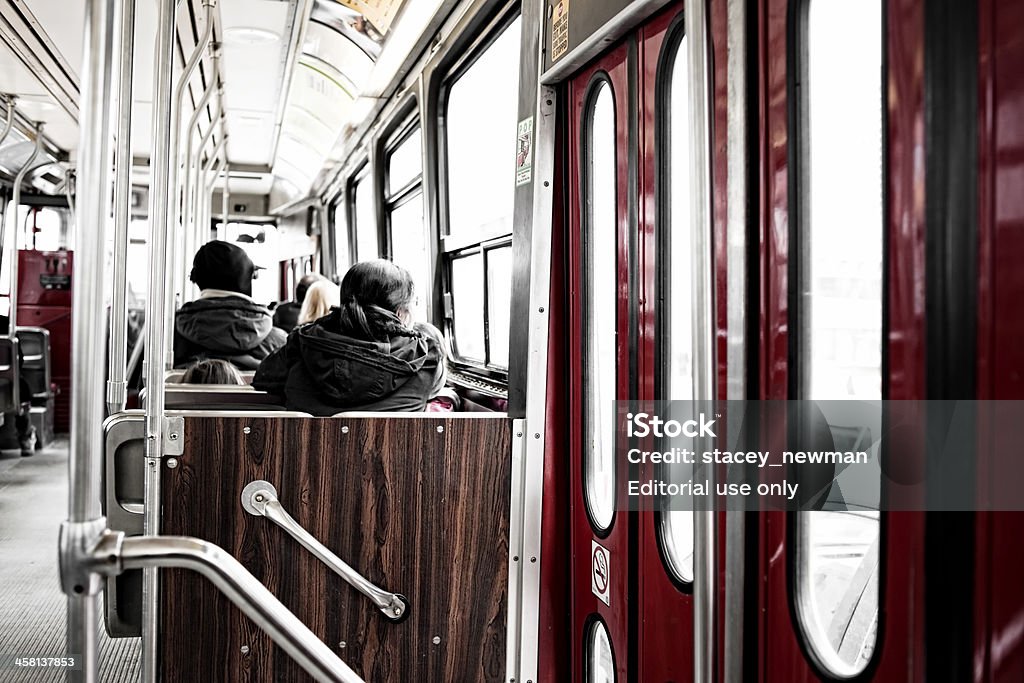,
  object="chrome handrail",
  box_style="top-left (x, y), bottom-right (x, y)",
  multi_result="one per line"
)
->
top-left (107, 0), bottom-right (137, 414)
top-left (240, 480), bottom-right (410, 622)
